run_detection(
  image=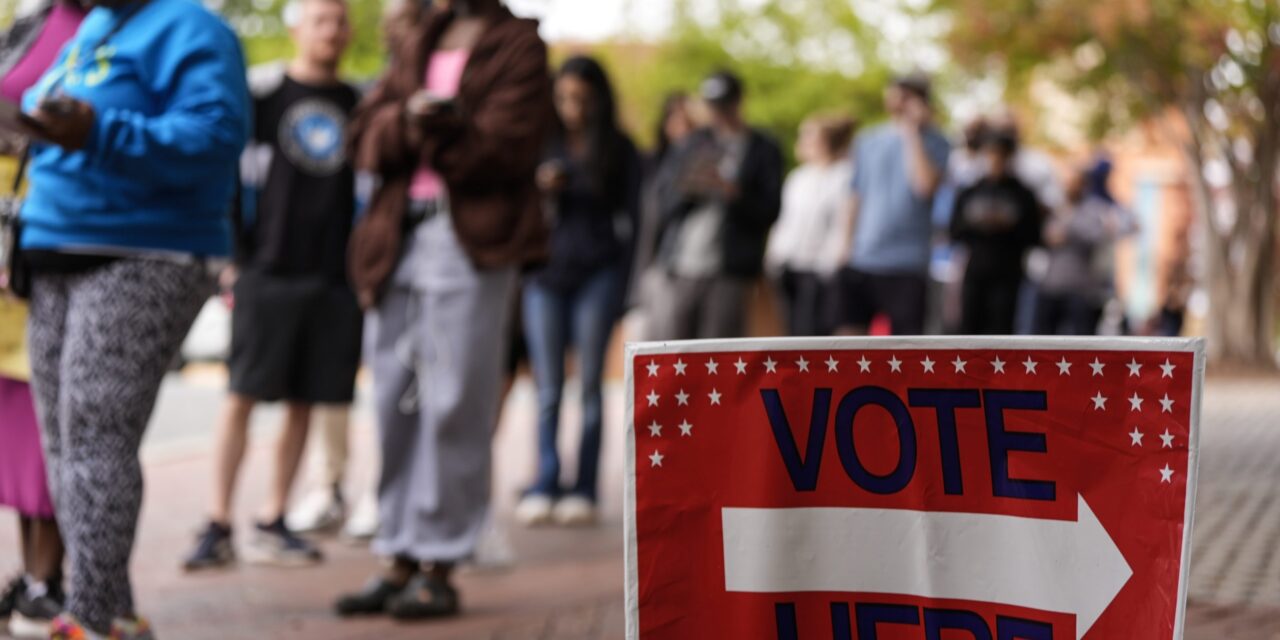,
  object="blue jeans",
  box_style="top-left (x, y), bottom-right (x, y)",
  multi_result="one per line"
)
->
top-left (522, 267), bottom-right (624, 502)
